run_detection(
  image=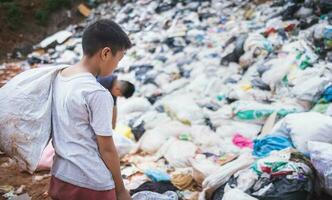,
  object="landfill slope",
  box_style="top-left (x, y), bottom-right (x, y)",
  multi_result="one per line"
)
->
top-left (1, 0), bottom-right (332, 200)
